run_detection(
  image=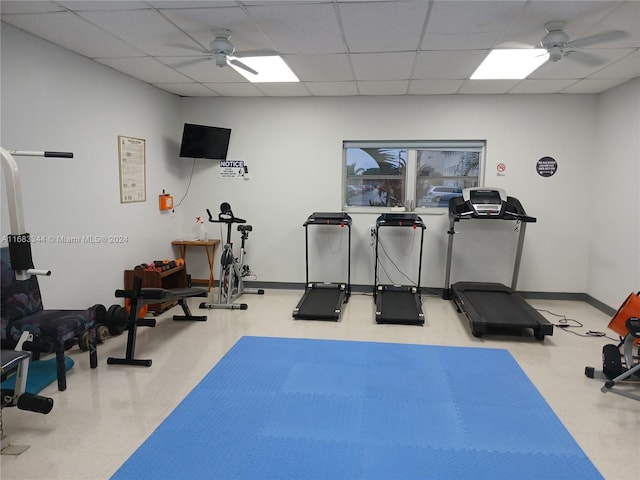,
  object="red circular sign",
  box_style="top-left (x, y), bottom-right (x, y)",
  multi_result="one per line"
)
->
top-left (496, 163), bottom-right (506, 173)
